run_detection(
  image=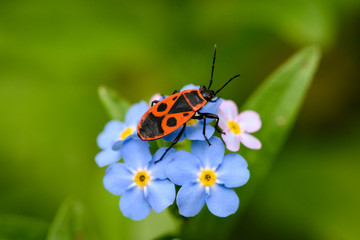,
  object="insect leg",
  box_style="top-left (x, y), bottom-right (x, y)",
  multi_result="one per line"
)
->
top-left (208, 97), bottom-right (221, 103)
top-left (192, 114), bottom-right (211, 145)
top-left (199, 112), bottom-right (225, 135)
top-left (155, 123), bottom-right (186, 164)
top-left (151, 100), bottom-right (159, 106)
top-left (202, 115), bottom-right (211, 145)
